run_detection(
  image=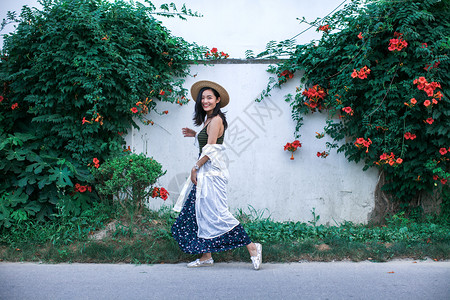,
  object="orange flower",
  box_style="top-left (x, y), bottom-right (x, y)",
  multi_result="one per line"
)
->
top-left (396, 158), bottom-right (403, 164)
top-left (424, 100), bottom-right (431, 107)
top-left (439, 148), bottom-right (448, 155)
top-left (131, 107), bottom-right (138, 113)
top-left (410, 98), bottom-right (417, 105)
